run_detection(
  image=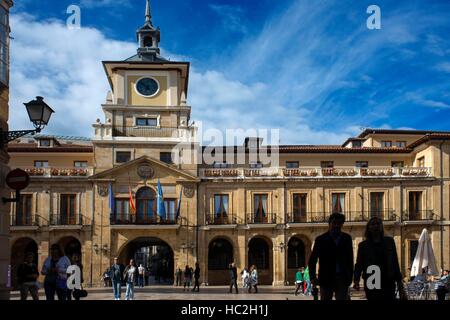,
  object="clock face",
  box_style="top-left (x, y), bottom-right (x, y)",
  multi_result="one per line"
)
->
top-left (136, 77), bottom-right (159, 97)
